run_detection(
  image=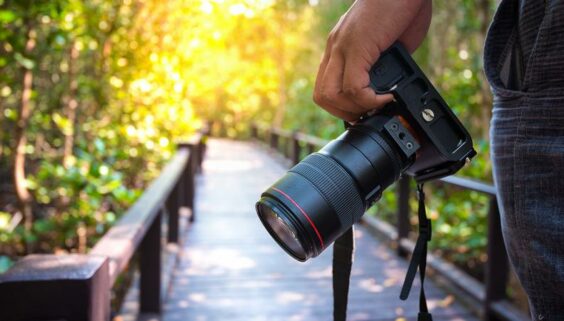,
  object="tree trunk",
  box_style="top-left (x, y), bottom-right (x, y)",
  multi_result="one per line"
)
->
top-left (273, 15), bottom-right (287, 128)
top-left (63, 42), bottom-right (79, 168)
top-left (13, 25), bottom-right (36, 252)
top-left (0, 99), bottom-right (5, 161)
